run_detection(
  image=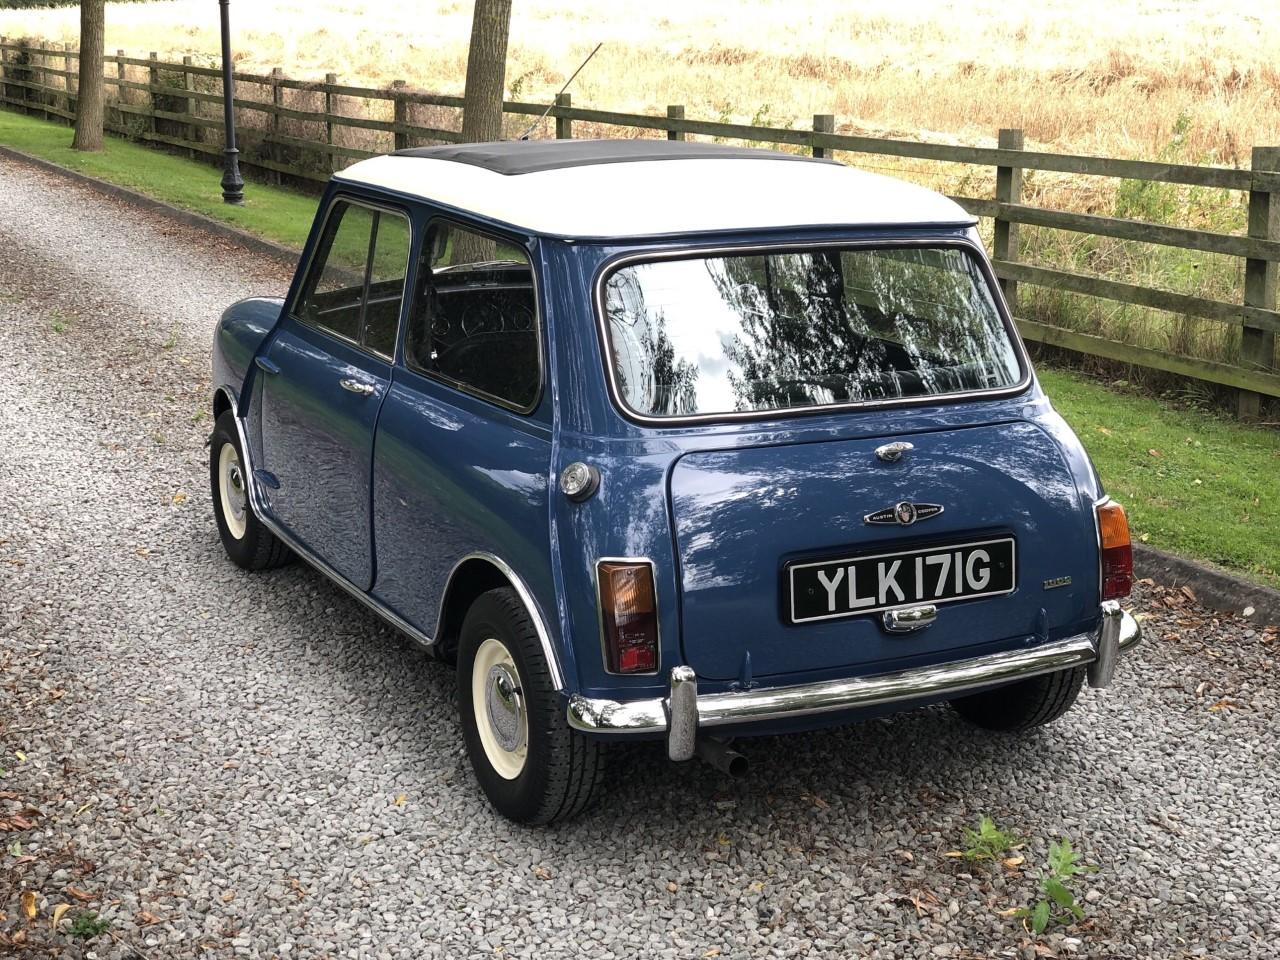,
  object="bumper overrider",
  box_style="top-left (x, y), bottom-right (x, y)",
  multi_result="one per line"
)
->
top-left (567, 601), bottom-right (1141, 762)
